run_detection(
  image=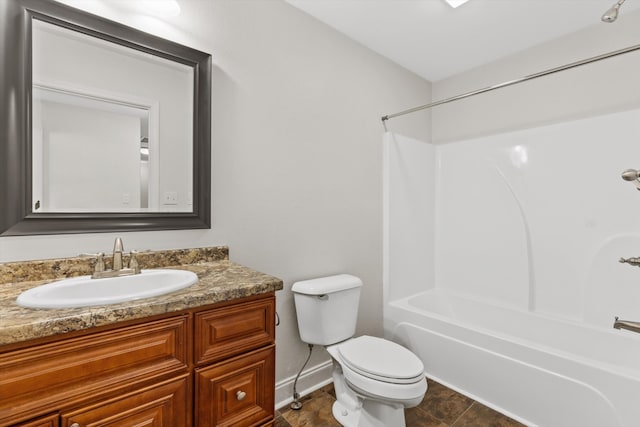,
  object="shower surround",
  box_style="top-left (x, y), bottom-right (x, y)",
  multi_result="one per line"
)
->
top-left (383, 107), bottom-right (640, 426)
